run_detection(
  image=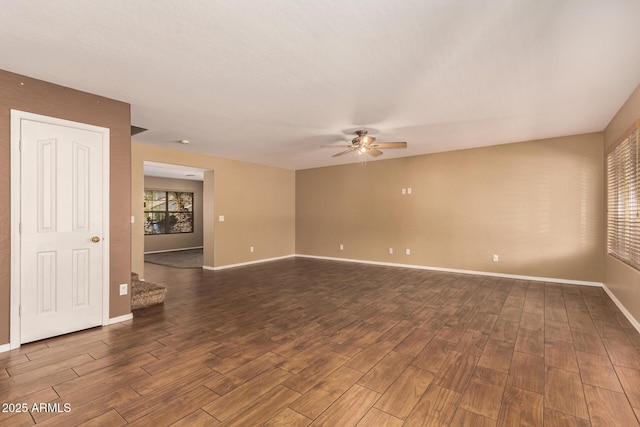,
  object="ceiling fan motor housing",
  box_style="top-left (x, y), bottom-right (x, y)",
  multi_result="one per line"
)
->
top-left (353, 130), bottom-right (372, 146)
